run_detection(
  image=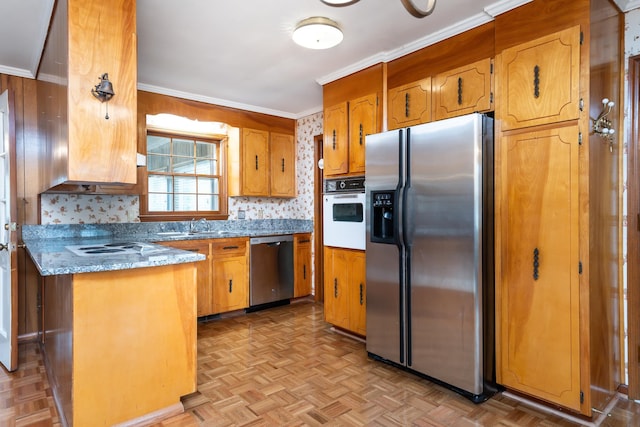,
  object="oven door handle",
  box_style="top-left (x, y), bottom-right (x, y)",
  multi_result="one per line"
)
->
top-left (329, 193), bottom-right (363, 199)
